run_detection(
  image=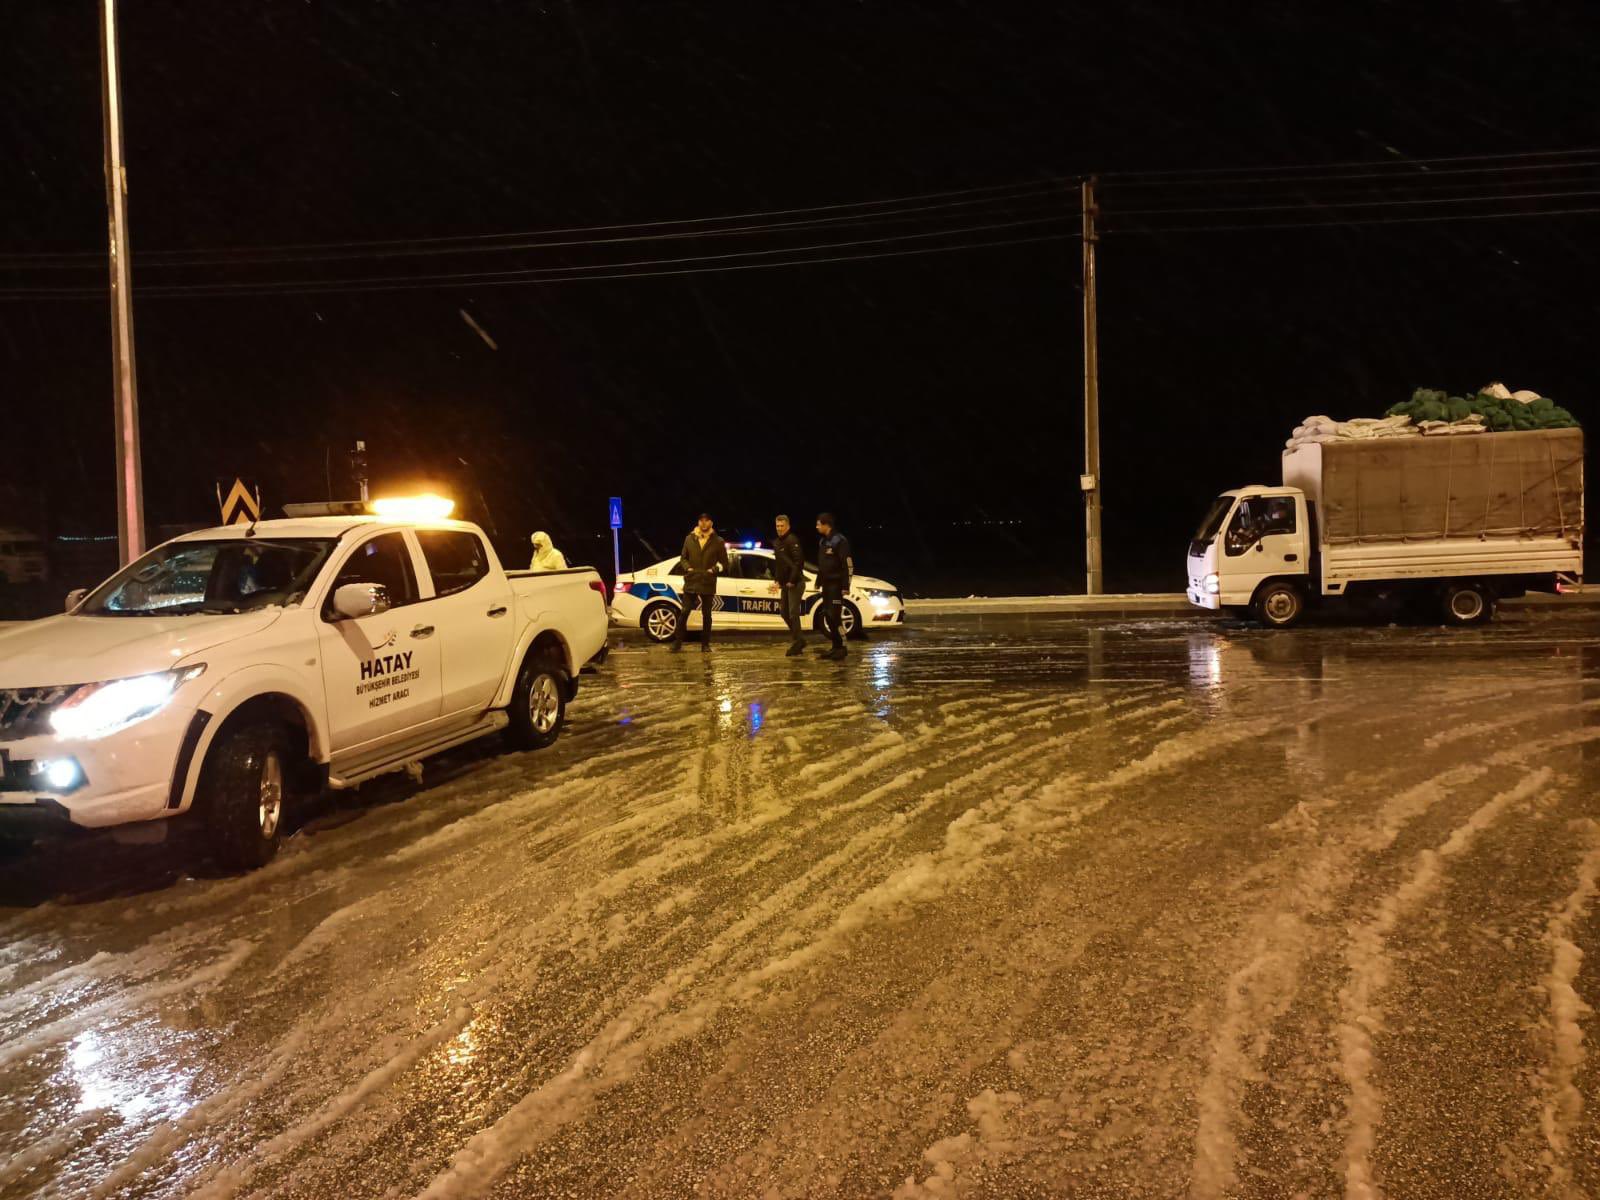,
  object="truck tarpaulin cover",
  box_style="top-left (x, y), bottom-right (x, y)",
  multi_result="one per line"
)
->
top-left (1319, 428), bottom-right (1584, 544)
